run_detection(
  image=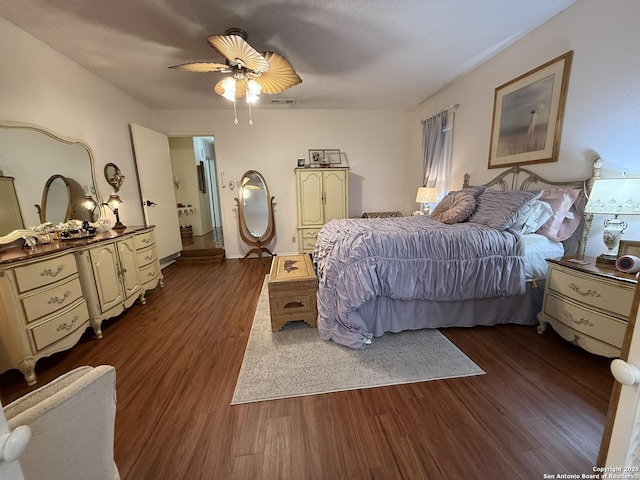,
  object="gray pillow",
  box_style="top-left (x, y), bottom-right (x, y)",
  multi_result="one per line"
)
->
top-left (465, 185), bottom-right (486, 198)
top-left (467, 189), bottom-right (541, 230)
top-left (430, 190), bottom-right (477, 224)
